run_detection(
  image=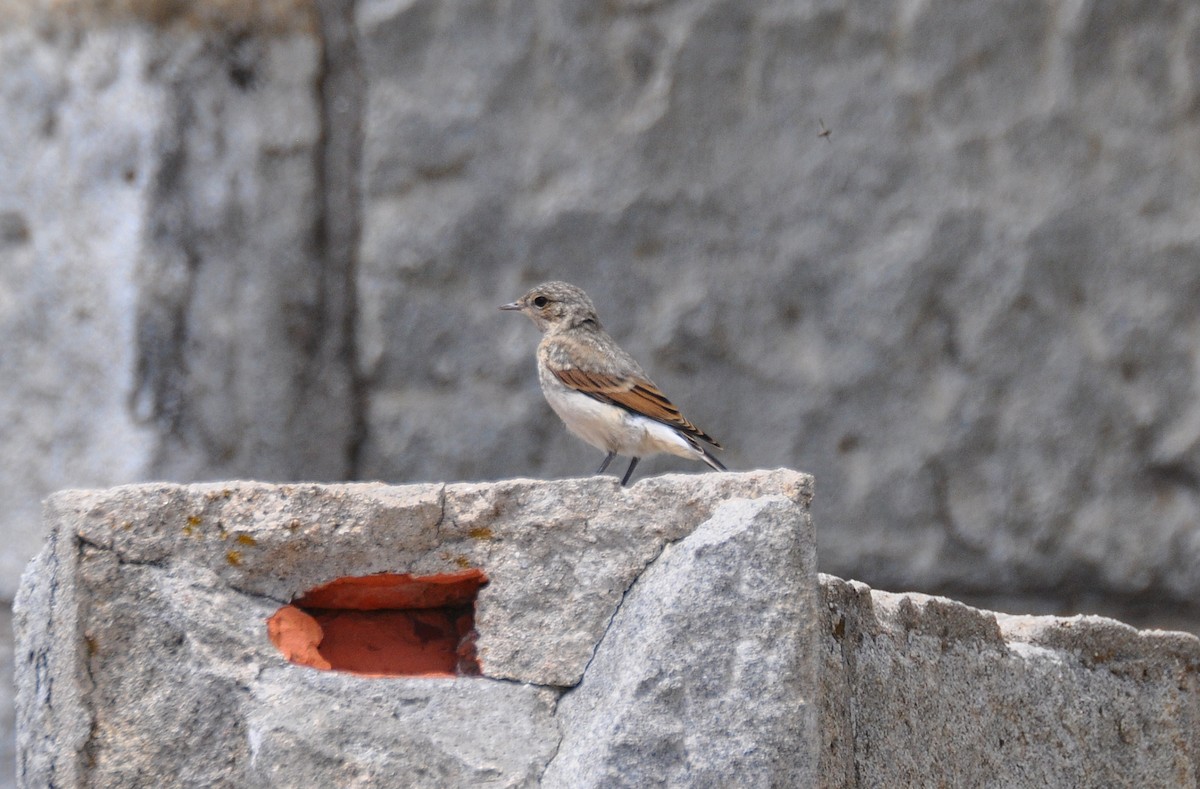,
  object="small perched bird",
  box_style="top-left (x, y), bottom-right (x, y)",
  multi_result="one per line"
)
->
top-left (500, 281), bottom-right (726, 486)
